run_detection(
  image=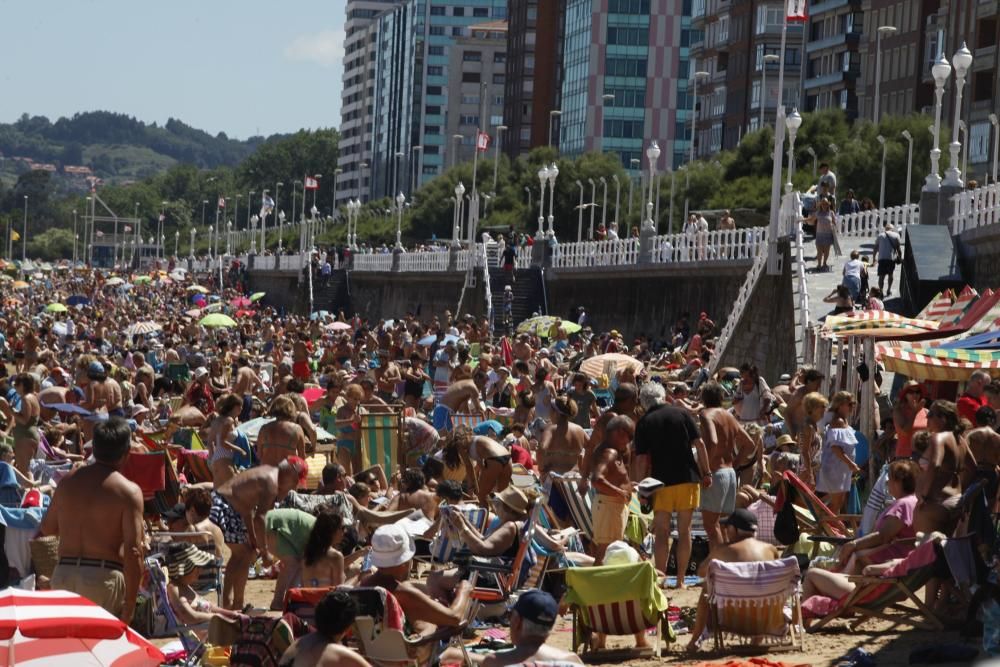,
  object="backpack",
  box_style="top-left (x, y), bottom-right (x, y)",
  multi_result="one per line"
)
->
top-left (229, 615), bottom-right (298, 667)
